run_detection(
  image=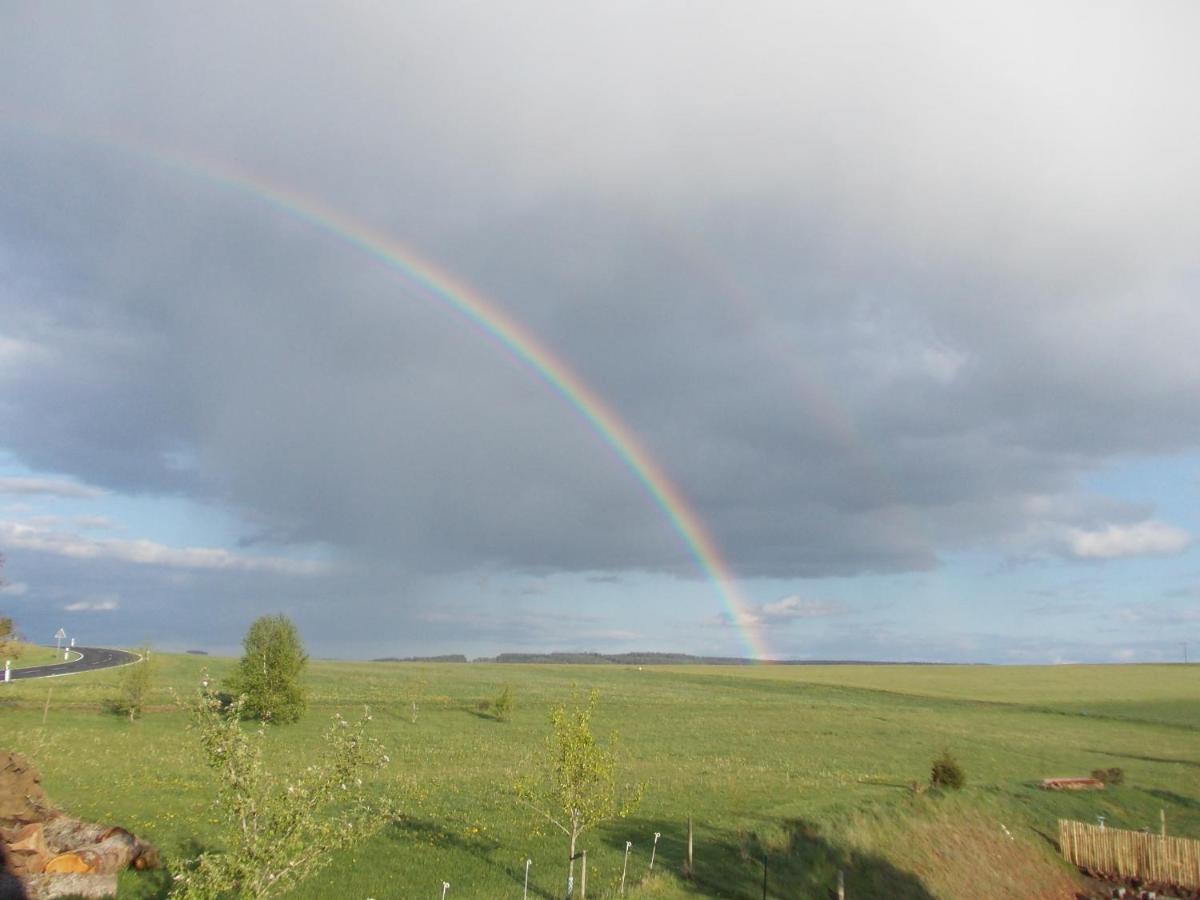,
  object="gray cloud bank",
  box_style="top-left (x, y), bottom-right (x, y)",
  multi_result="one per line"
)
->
top-left (1, 3), bottom-right (1198, 622)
